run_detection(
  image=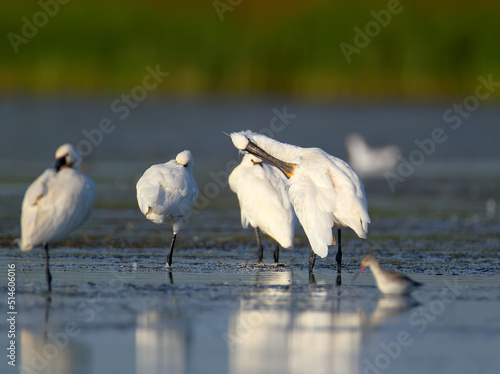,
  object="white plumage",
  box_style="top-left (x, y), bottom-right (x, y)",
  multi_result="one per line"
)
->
top-left (228, 154), bottom-right (295, 261)
top-left (230, 131), bottom-right (370, 273)
top-left (345, 133), bottom-right (401, 178)
top-left (136, 150), bottom-right (198, 267)
top-left (20, 143), bottom-right (96, 291)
